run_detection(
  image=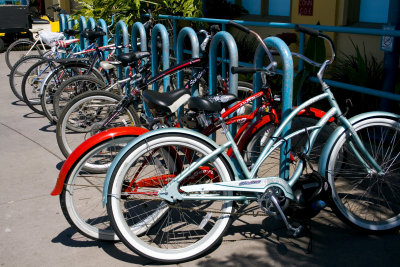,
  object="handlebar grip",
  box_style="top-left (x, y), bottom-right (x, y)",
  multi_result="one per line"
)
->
top-left (231, 66), bottom-right (264, 74)
top-left (228, 21), bottom-right (250, 34)
top-left (295, 25), bottom-right (320, 37)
